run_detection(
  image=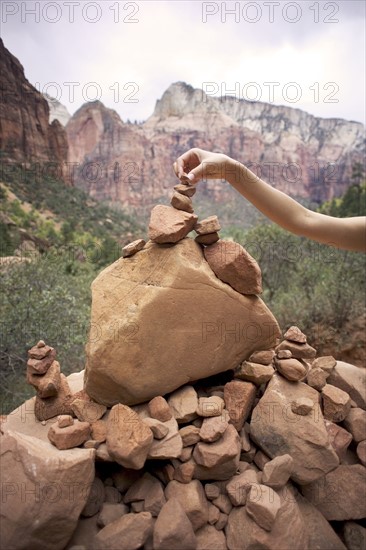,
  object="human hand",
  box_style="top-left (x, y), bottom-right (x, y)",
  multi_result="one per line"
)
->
top-left (173, 148), bottom-right (233, 184)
